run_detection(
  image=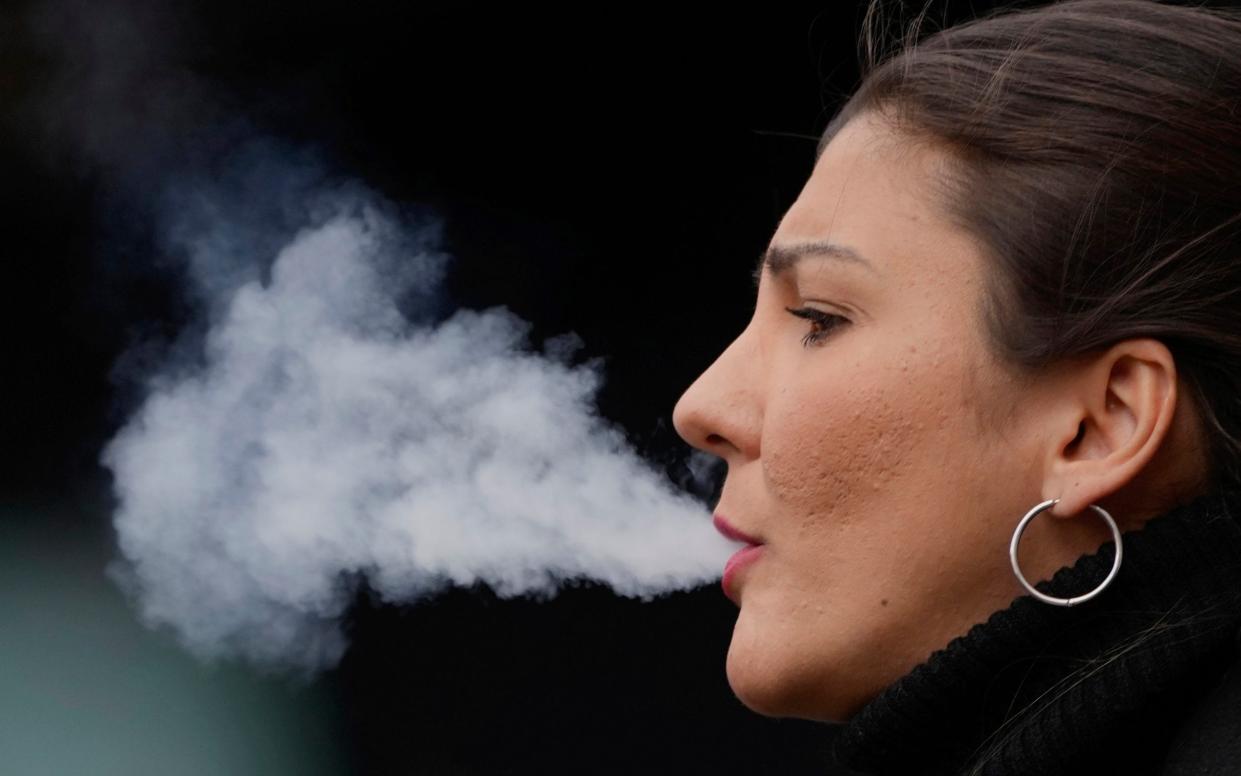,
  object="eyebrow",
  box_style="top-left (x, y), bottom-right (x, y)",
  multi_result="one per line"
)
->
top-left (751, 240), bottom-right (879, 287)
